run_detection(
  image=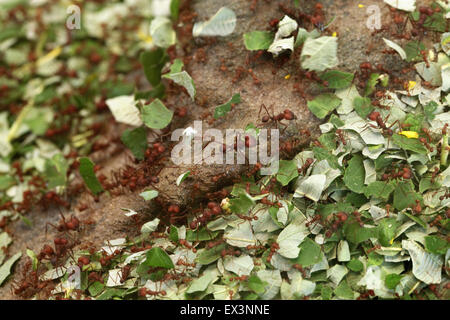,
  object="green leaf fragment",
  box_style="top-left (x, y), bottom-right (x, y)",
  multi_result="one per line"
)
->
top-left (385, 274), bottom-right (402, 290)
top-left (142, 98), bottom-right (174, 130)
top-left (214, 94), bottom-right (241, 119)
top-left (320, 70), bottom-right (354, 89)
top-left (121, 127), bottom-right (147, 160)
top-left (143, 247), bottom-right (174, 269)
top-left (0, 252), bottom-right (22, 286)
top-left (392, 134), bottom-right (427, 154)
top-left (140, 48), bottom-right (168, 87)
top-left (247, 275), bottom-right (268, 294)
top-left (79, 157), bottom-right (103, 195)
top-left (363, 181), bottom-right (395, 200)
top-left (346, 259), bottom-right (364, 272)
top-left (243, 31), bottom-right (274, 50)
top-left (295, 238), bottom-right (322, 267)
top-left (424, 236), bottom-right (449, 255)
top-left (139, 189), bottom-right (159, 201)
top-left (276, 160), bottom-right (299, 186)
top-left (353, 96), bottom-right (373, 119)
top-left (343, 154), bottom-right (365, 194)
top-left (307, 93), bottom-right (341, 120)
